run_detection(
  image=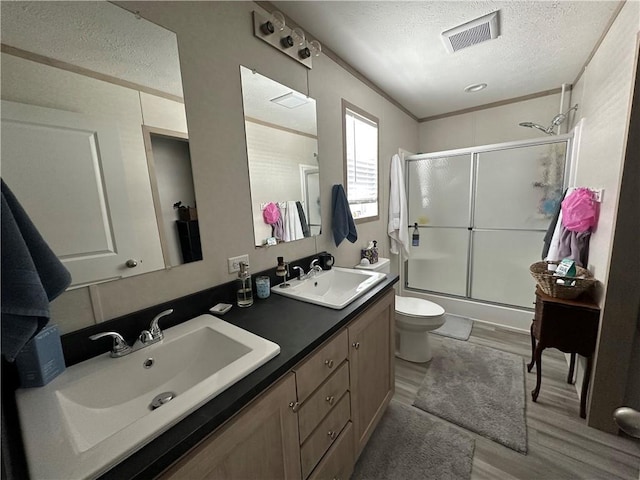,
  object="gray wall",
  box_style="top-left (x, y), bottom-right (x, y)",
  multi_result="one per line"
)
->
top-left (47, 1), bottom-right (418, 332)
